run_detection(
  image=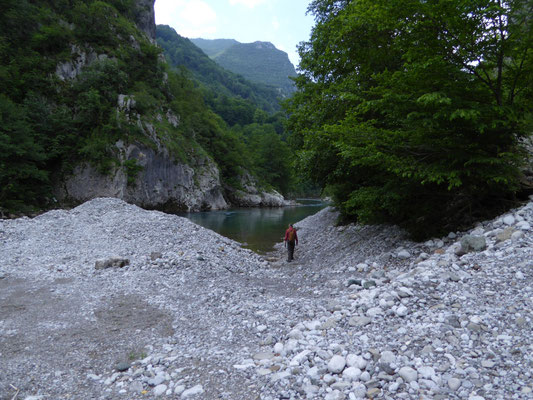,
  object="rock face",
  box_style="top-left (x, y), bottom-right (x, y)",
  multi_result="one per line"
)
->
top-left (134, 0), bottom-right (156, 40)
top-left (51, 0), bottom-right (287, 212)
top-left (225, 172), bottom-right (287, 207)
top-left (55, 142), bottom-right (228, 212)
